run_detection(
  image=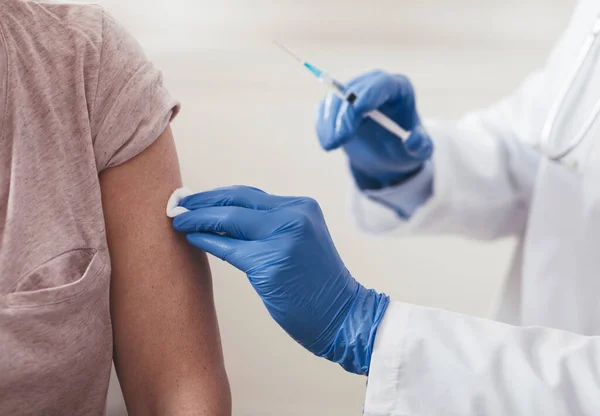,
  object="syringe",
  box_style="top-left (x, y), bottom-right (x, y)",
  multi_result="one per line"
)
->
top-left (274, 42), bottom-right (410, 142)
